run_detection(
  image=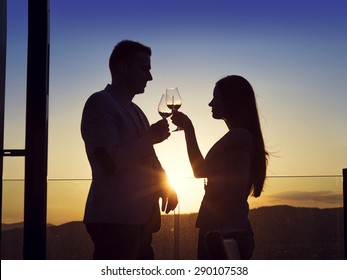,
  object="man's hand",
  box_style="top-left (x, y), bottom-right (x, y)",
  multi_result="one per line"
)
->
top-left (160, 188), bottom-right (178, 214)
top-left (146, 119), bottom-right (171, 144)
